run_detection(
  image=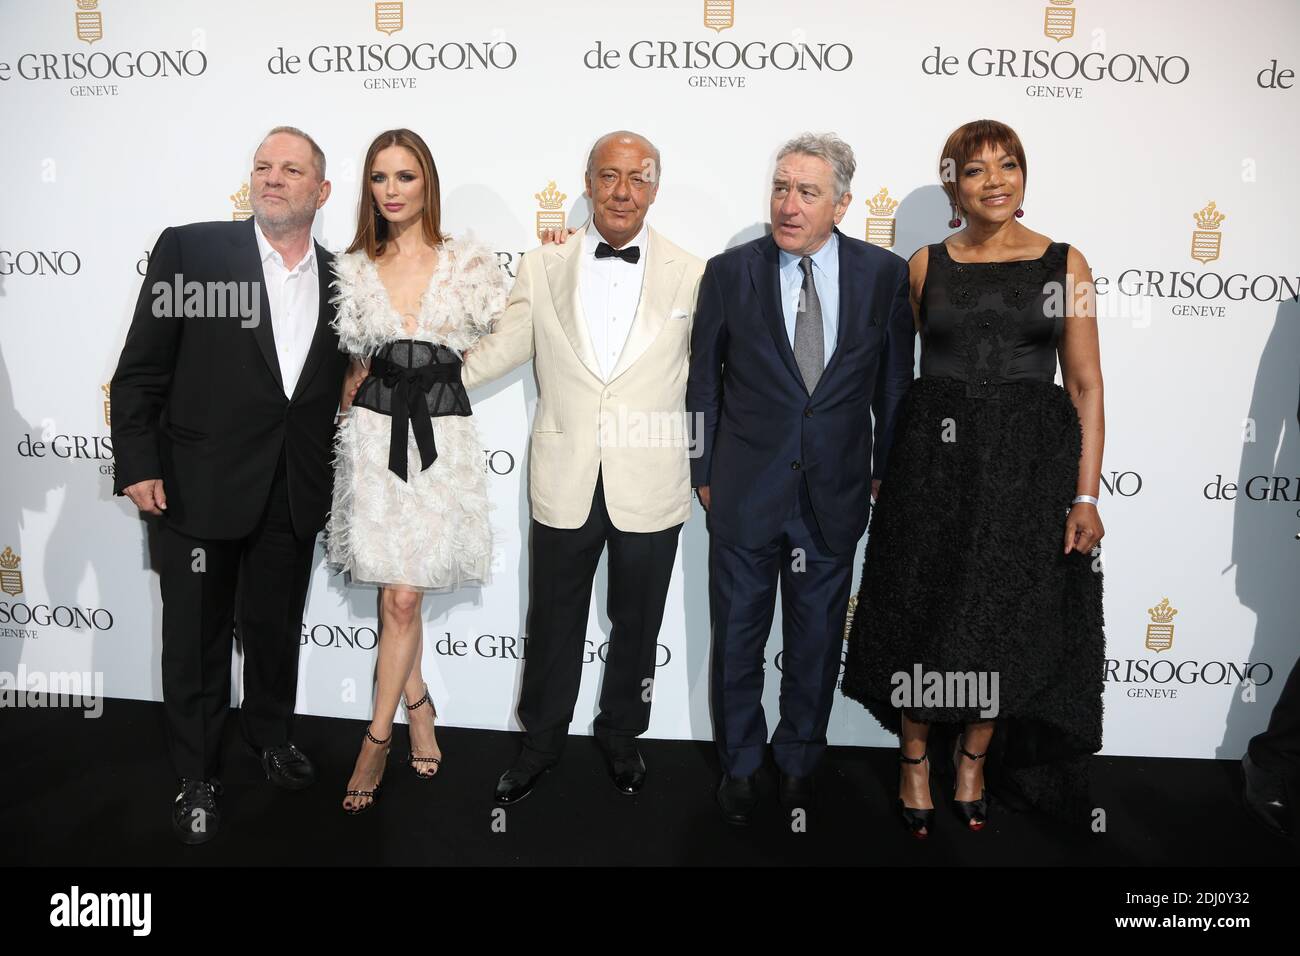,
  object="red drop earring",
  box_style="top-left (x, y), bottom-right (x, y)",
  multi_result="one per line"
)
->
top-left (1015, 207), bottom-right (1025, 218)
top-left (948, 206), bottom-right (962, 228)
